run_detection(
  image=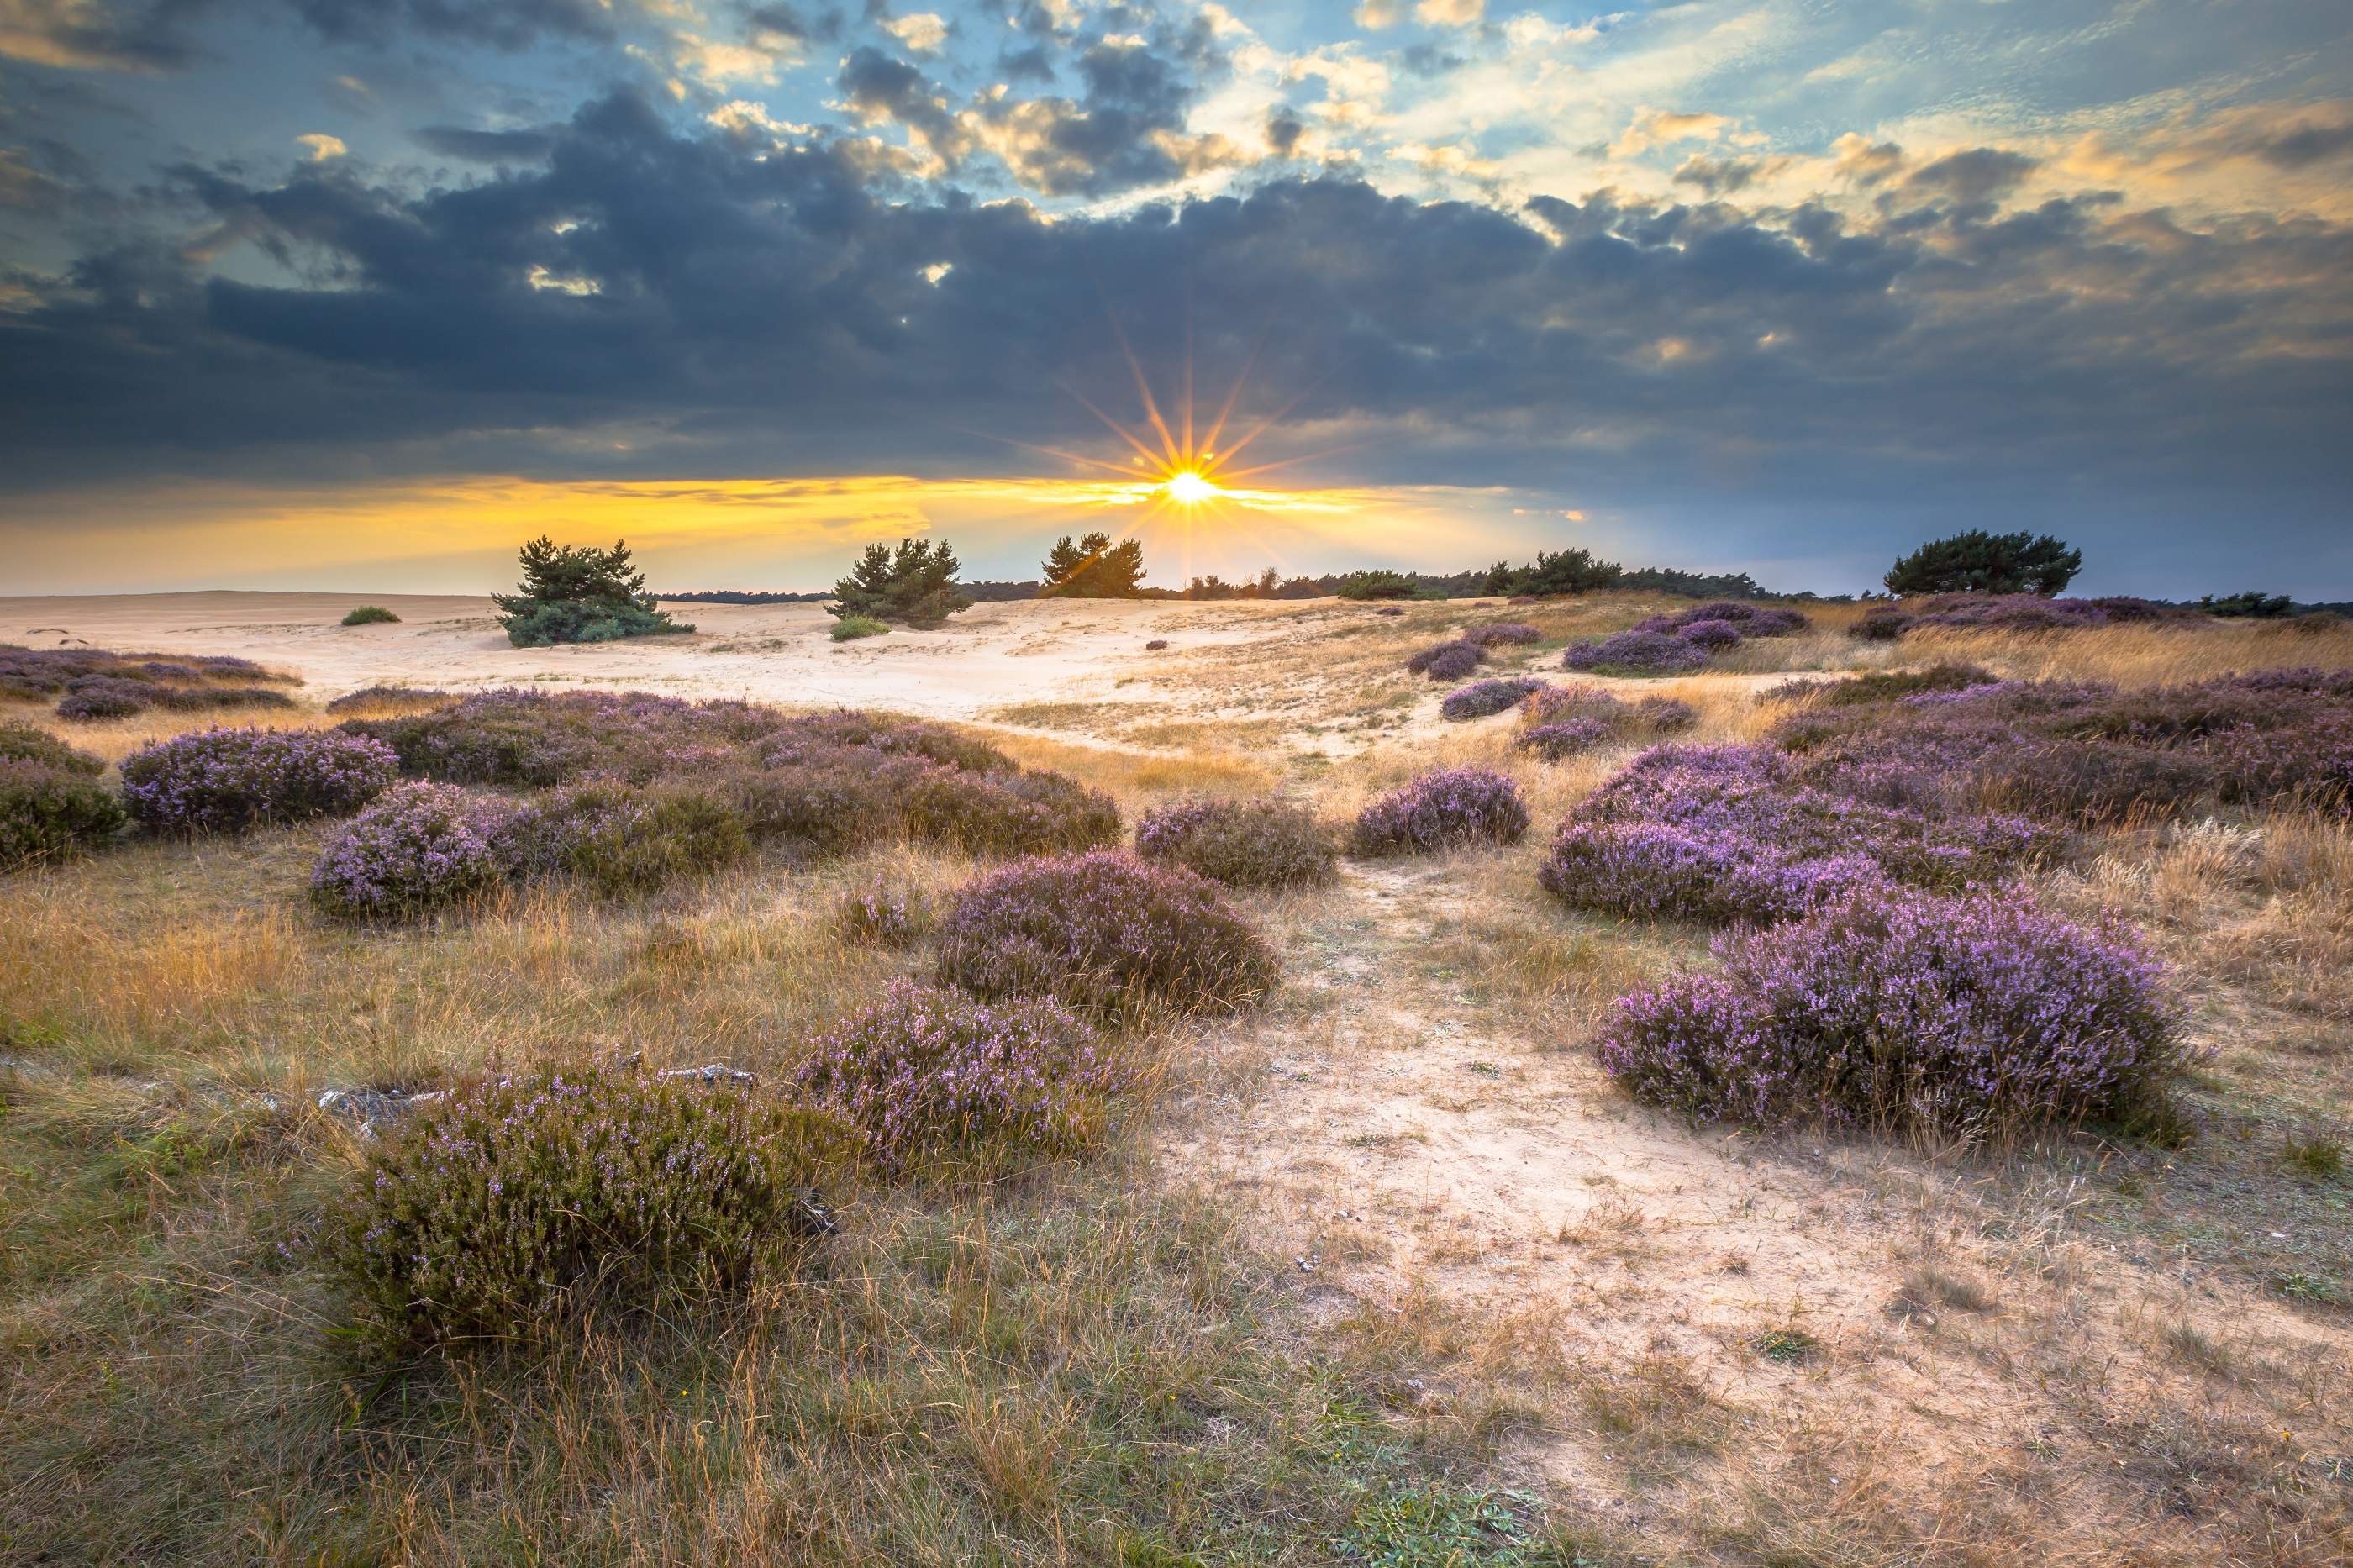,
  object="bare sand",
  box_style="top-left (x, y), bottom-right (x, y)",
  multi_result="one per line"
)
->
top-left (0, 590), bottom-right (1304, 722)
